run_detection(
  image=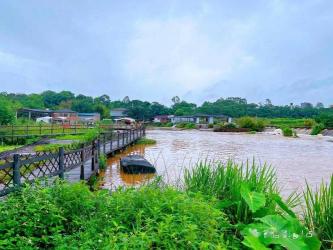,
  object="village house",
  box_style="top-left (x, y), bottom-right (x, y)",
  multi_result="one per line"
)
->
top-left (153, 115), bottom-right (173, 123)
top-left (171, 114), bottom-right (232, 125)
top-left (17, 108), bottom-right (80, 124)
top-left (110, 108), bottom-right (128, 120)
top-left (78, 113), bottom-right (101, 123)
